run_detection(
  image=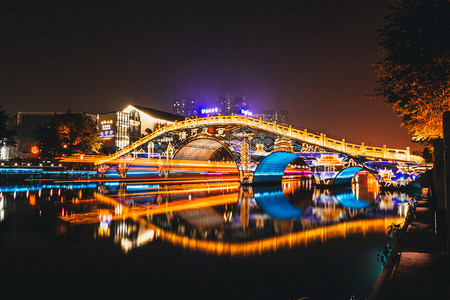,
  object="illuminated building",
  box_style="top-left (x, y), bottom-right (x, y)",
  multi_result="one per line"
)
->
top-left (173, 98), bottom-right (198, 118)
top-left (98, 111), bottom-right (140, 150)
top-left (98, 105), bottom-right (182, 150)
top-left (0, 145), bottom-right (10, 160)
top-left (218, 93), bottom-right (248, 115)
